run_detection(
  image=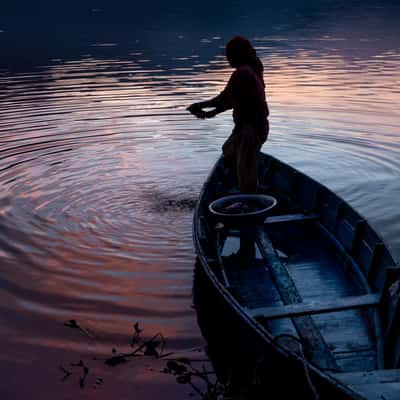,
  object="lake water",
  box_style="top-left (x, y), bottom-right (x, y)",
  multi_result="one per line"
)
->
top-left (0, 1), bottom-right (399, 399)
